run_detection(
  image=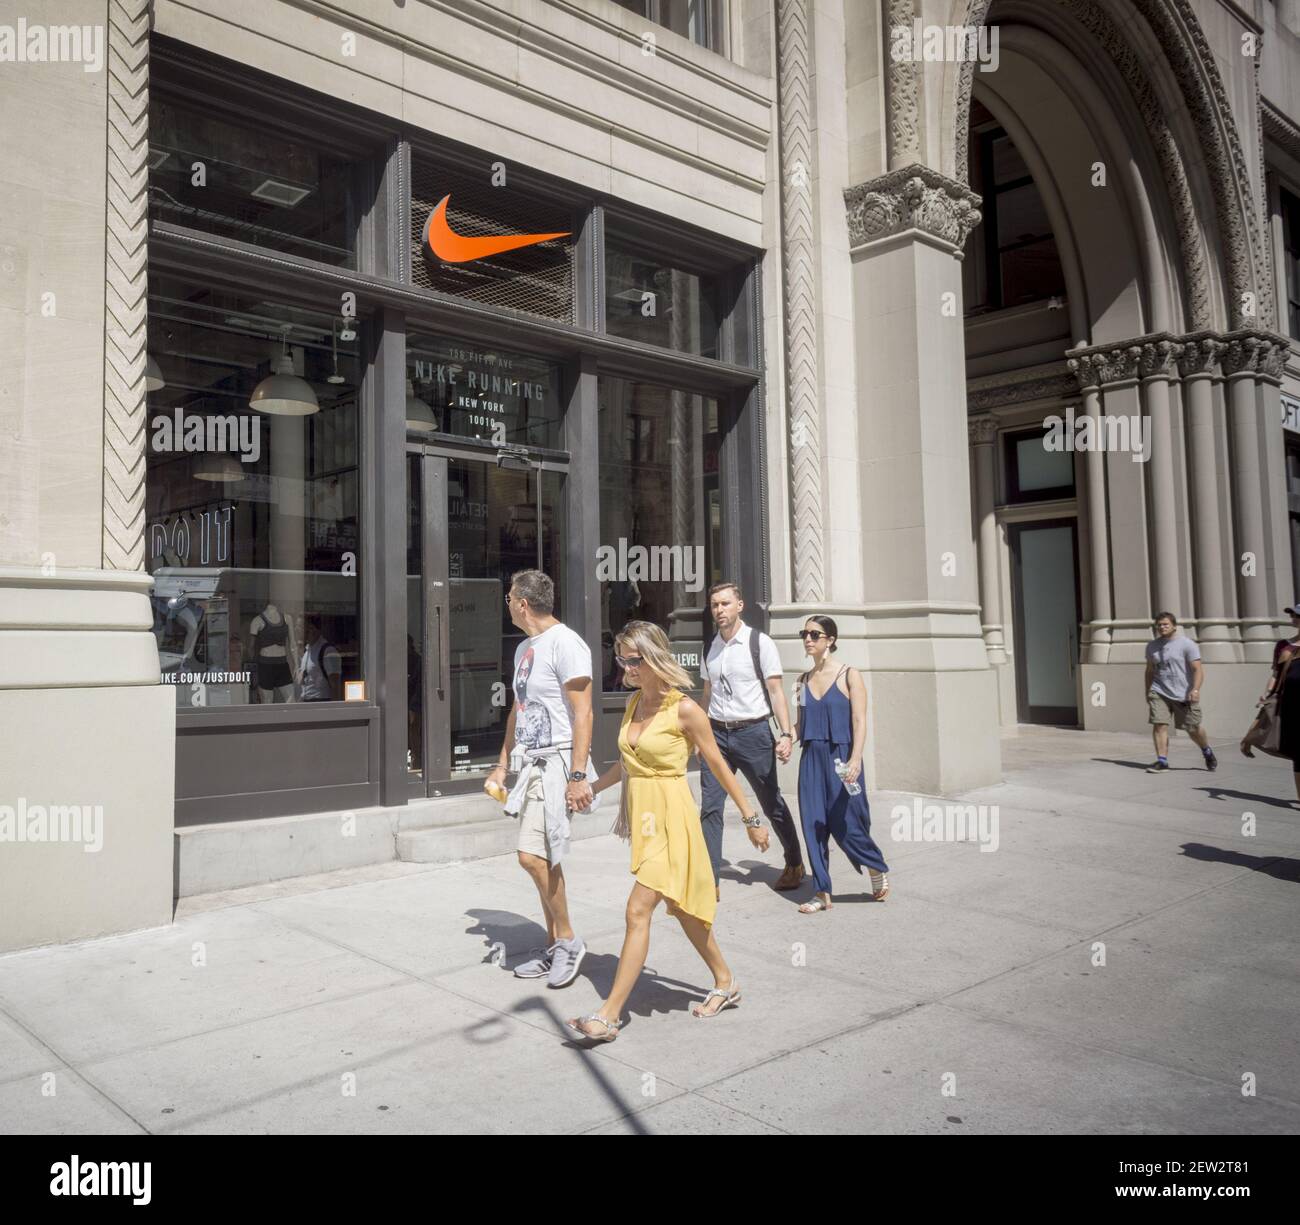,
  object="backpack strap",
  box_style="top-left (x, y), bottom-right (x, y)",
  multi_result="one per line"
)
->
top-left (750, 629), bottom-right (775, 720)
